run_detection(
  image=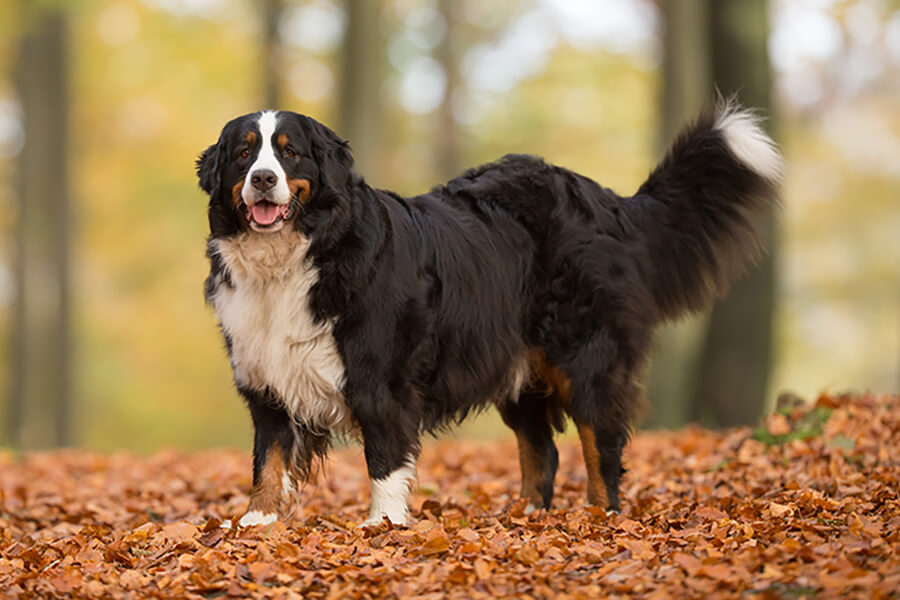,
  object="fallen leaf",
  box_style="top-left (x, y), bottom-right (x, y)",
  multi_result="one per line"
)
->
top-left (671, 552), bottom-right (702, 576)
top-left (694, 506), bottom-right (728, 521)
top-left (769, 502), bottom-right (793, 518)
top-left (513, 545), bottom-right (540, 565)
top-left (620, 538), bottom-right (655, 561)
top-left (1, 393), bottom-right (896, 599)
top-left (420, 535), bottom-right (451, 556)
top-left (474, 558), bottom-right (493, 580)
